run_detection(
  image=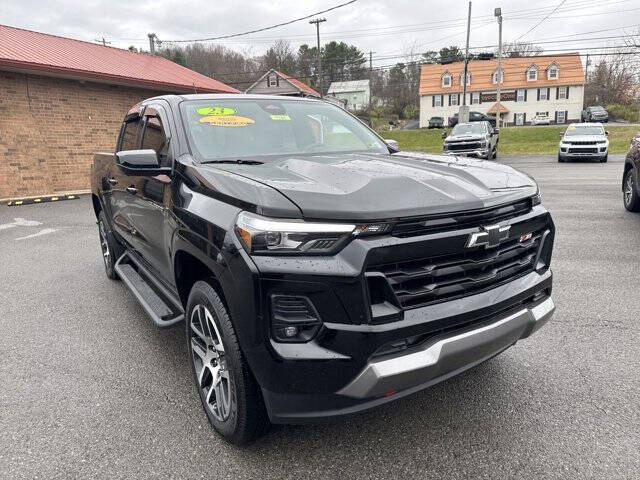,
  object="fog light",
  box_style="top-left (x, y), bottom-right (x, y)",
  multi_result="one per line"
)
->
top-left (283, 326), bottom-right (299, 338)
